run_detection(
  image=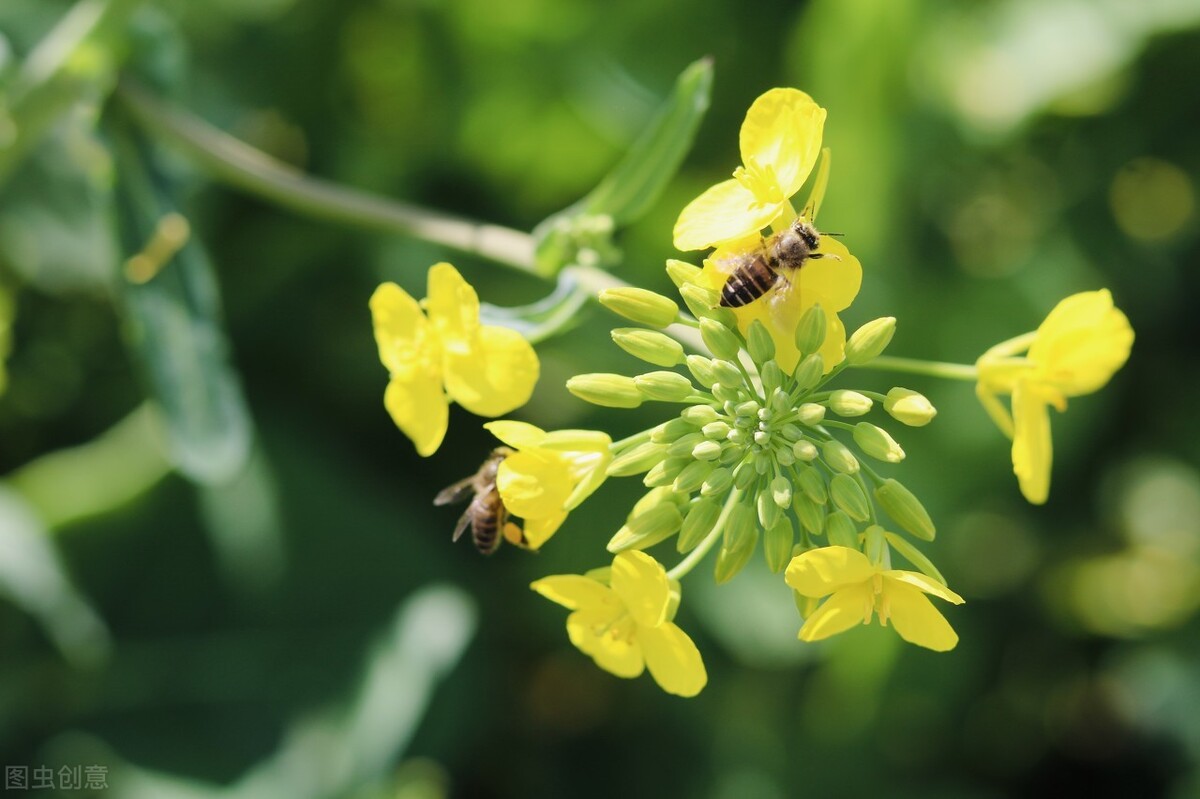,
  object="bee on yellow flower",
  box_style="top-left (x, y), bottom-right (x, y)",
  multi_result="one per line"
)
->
top-left (370, 263), bottom-right (539, 456)
top-left (976, 289), bottom-right (1134, 504)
